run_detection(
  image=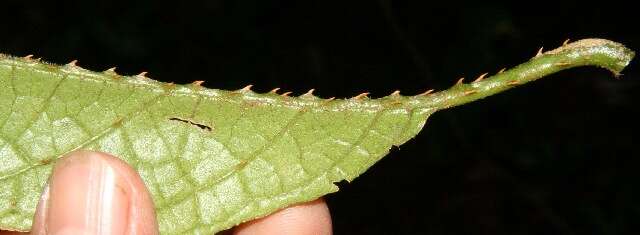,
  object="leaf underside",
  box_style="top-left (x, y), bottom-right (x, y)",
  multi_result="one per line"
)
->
top-left (0, 39), bottom-right (633, 234)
